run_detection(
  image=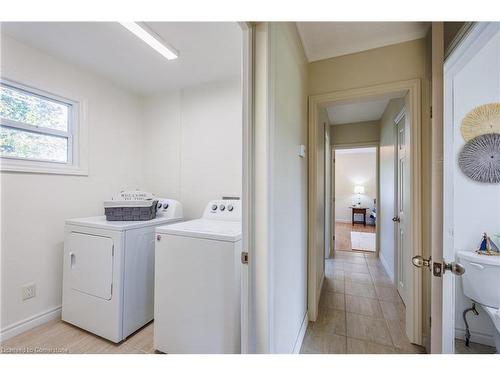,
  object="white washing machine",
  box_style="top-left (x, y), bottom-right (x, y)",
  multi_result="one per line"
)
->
top-left (62, 199), bottom-right (183, 343)
top-left (154, 199), bottom-right (242, 354)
